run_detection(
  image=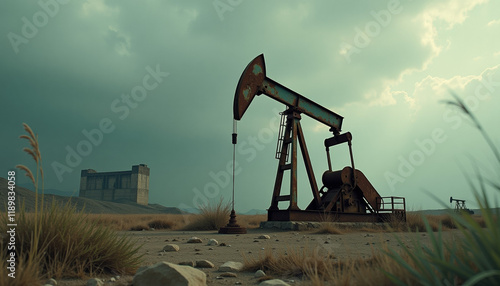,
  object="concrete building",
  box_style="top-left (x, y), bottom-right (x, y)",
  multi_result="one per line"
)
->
top-left (79, 164), bottom-right (149, 205)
